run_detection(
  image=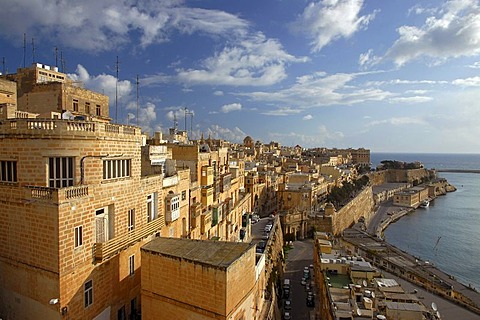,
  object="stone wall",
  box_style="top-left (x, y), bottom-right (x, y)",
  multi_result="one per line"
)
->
top-left (310, 187), bottom-right (375, 236)
top-left (368, 168), bottom-right (436, 186)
